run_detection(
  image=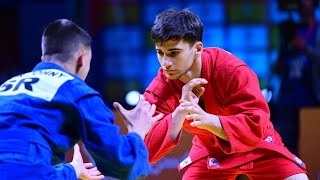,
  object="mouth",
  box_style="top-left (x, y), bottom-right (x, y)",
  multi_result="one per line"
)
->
top-left (165, 70), bottom-right (175, 75)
